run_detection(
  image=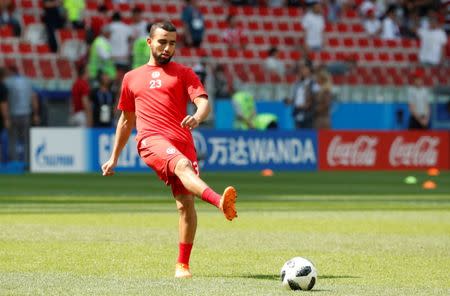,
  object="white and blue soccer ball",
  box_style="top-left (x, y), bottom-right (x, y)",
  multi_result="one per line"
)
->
top-left (280, 257), bottom-right (318, 291)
